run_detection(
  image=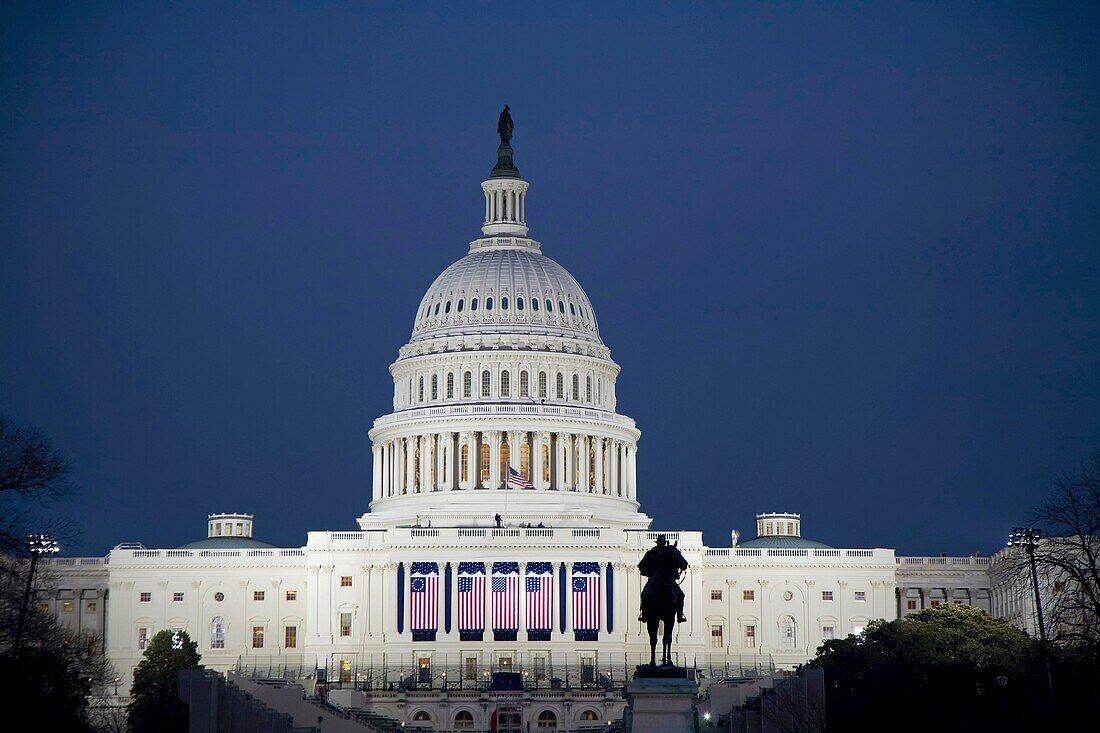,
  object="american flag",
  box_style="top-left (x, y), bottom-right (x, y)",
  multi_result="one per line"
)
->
top-left (492, 562), bottom-right (520, 631)
top-left (525, 562), bottom-right (554, 632)
top-left (457, 562), bottom-right (485, 633)
top-left (507, 466), bottom-right (534, 489)
top-left (572, 562), bottom-right (601, 633)
top-left (410, 562), bottom-right (438, 634)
